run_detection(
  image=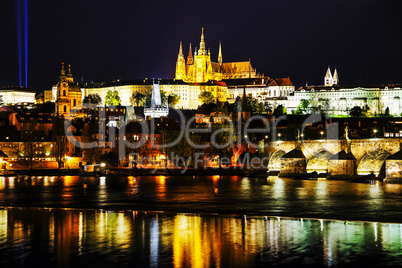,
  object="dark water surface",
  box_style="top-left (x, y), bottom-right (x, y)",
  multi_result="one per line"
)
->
top-left (1, 208), bottom-right (402, 267)
top-left (0, 175), bottom-right (402, 222)
top-left (1, 175), bottom-right (402, 267)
